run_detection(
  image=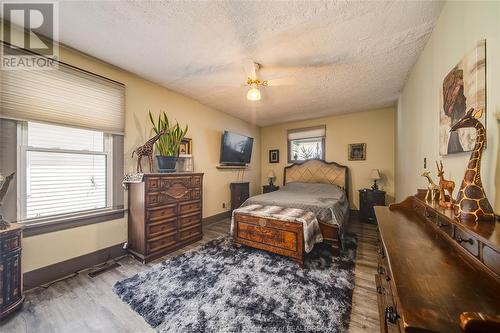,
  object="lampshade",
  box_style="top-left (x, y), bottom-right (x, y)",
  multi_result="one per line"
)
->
top-left (369, 169), bottom-right (381, 180)
top-left (247, 87), bottom-right (261, 101)
top-left (267, 170), bottom-right (276, 179)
